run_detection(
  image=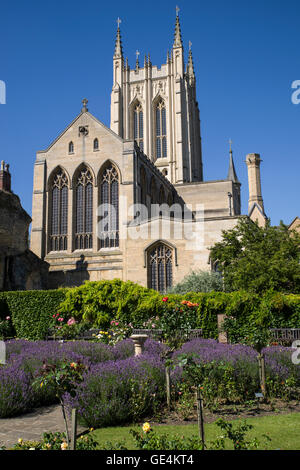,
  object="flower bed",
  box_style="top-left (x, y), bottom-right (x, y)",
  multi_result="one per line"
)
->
top-left (0, 338), bottom-right (299, 423)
